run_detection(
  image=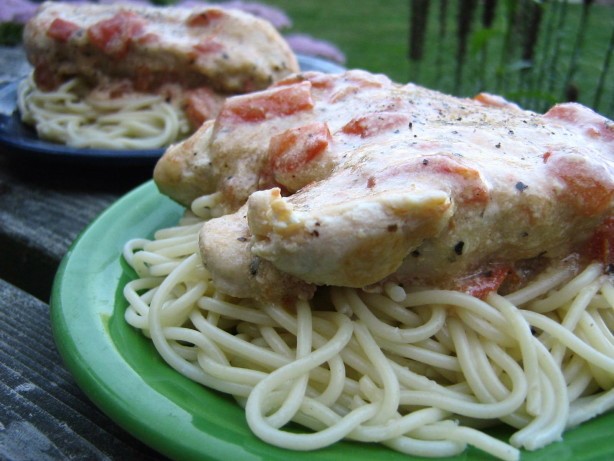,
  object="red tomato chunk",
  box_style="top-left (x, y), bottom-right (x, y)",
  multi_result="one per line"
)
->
top-left (47, 18), bottom-right (80, 42)
top-left (87, 12), bottom-right (146, 58)
top-left (217, 81), bottom-right (314, 124)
